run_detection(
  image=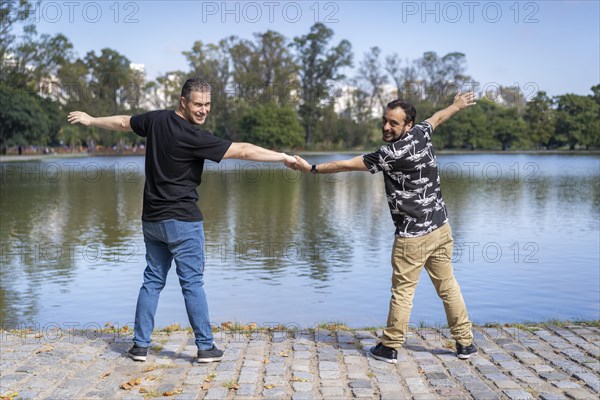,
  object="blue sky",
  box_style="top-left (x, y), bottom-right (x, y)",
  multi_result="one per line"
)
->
top-left (28, 0), bottom-right (600, 97)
